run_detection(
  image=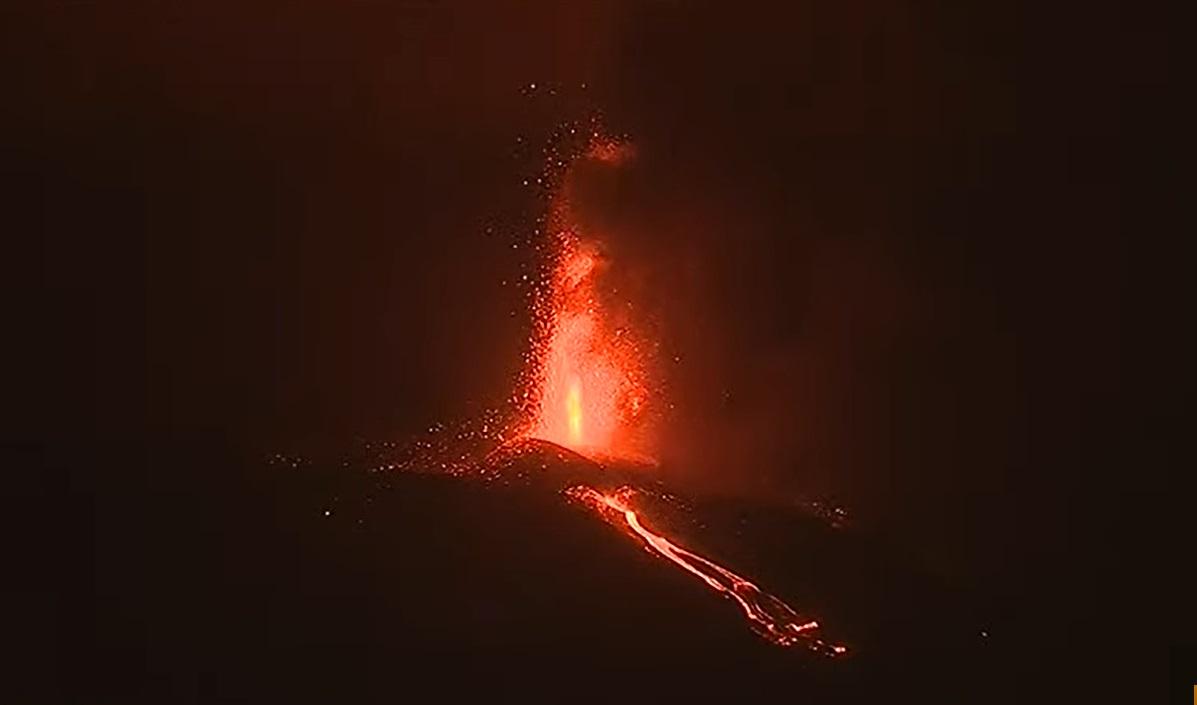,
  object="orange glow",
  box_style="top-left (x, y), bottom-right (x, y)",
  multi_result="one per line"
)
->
top-left (567, 485), bottom-right (848, 656)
